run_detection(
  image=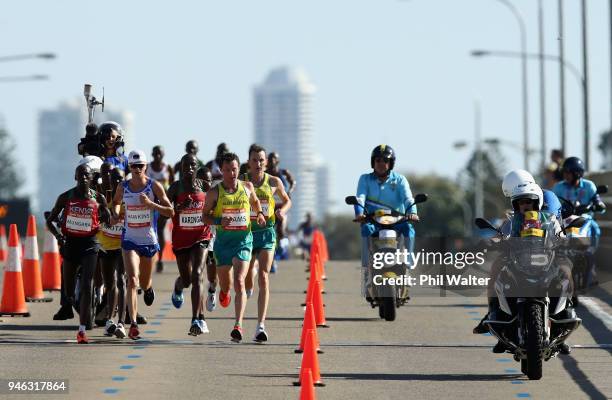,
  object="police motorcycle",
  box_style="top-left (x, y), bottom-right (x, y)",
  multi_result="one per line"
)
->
top-left (558, 185), bottom-right (608, 304)
top-left (475, 214), bottom-right (583, 380)
top-left (345, 194), bottom-right (428, 321)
